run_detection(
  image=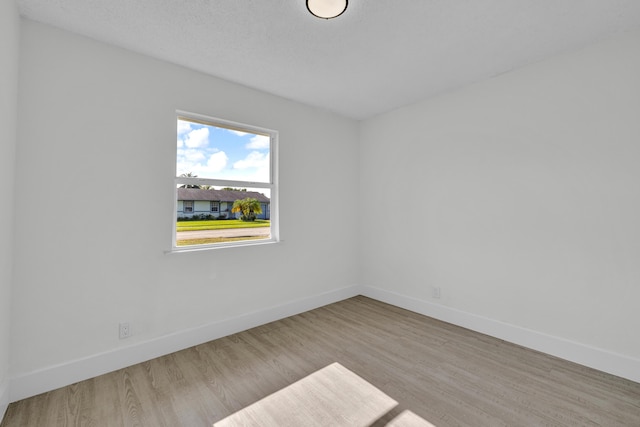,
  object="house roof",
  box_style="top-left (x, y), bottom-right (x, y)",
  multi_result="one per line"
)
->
top-left (177, 188), bottom-right (270, 203)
